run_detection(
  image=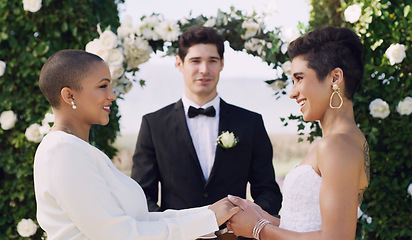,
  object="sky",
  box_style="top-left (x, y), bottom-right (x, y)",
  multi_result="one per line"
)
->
top-left (116, 0), bottom-right (310, 135)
